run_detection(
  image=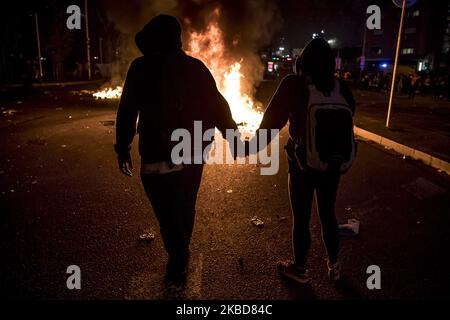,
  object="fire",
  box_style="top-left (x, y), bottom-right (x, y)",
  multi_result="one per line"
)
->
top-left (93, 9), bottom-right (263, 136)
top-left (186, 9), bottom-right (263, 136)
top-left (93, 86), bottom-right (123, 99)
